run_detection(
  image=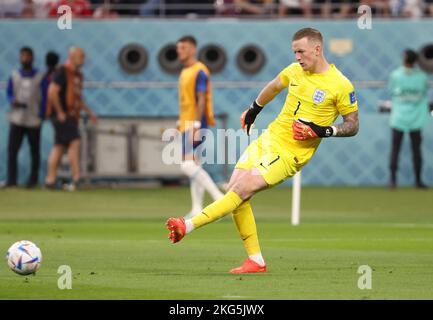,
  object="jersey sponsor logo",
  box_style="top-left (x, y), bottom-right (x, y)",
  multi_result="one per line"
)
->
top-left (313, 89), bottom-right (326, 104)
top-left (349, 91), bottom-right (357, 104)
